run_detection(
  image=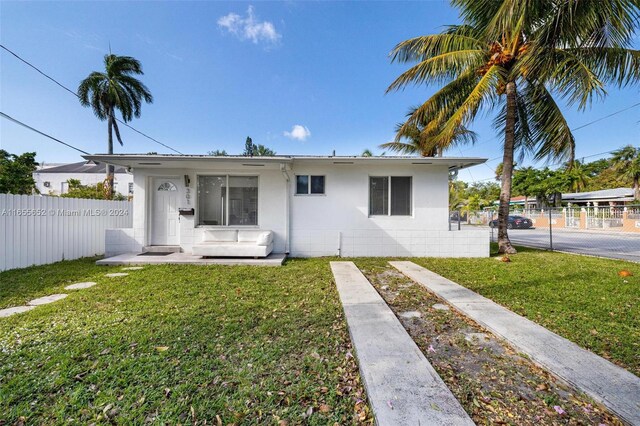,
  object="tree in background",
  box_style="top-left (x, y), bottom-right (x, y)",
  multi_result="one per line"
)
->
top-left (243, 137), bottom-right (254, 156)
top-left (61, 178), bottom-right (127, 201)
top-left (361, 149), bottom-right (373, 157)
top-left (449, 179), bottom-right (500, 214)
top-left (511, 167), bottom-right (540, 208)
top-left (611, 145), bottom-right (640, 200)
top-left (387, 1), bottom-right (640, 253)
top-left (564, 161), bottom-right (591, 193)
top-left (253, 144), bottom-right (276, 156)
top-left (380, 106), bottom-right (476, 156)
top-left (78, 54), bottom-right (153, 199)
top-left (208, 149), bottom-right (228, 156)
top-left (0, 150), bottom-right (39, 194)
